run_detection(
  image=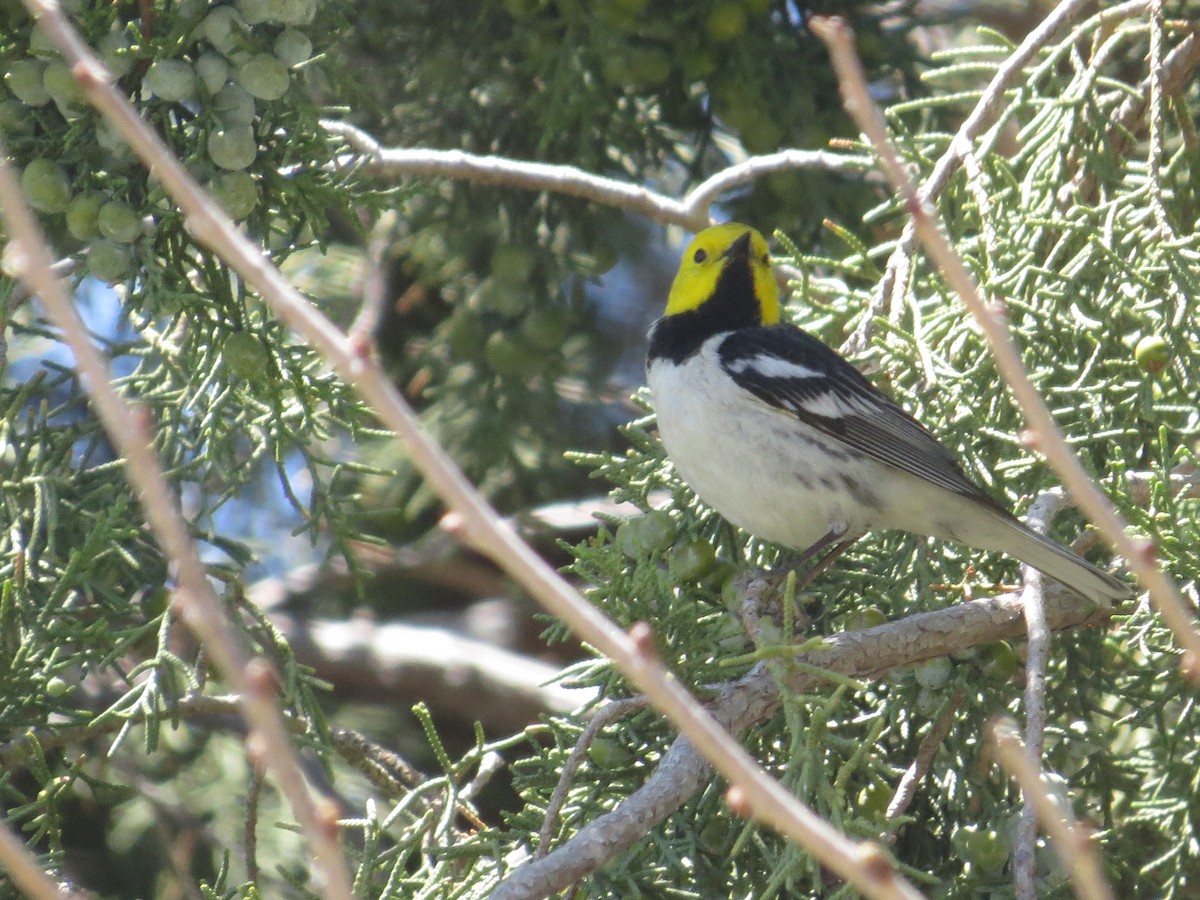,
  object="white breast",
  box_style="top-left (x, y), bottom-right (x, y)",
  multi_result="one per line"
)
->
top-left (647, 336), bottom-right (887, 550)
